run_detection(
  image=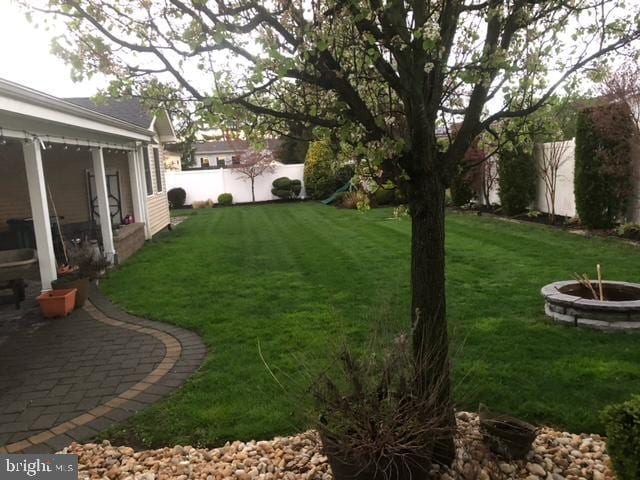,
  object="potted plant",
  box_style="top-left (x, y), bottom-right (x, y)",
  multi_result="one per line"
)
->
top-left (52, 270), bottom-right (89, 308)
top-left (312, 334), bottom-right (455, 480)
top-left (52, 244), bottom-right (109, 308)
top-left (37, 288), bottom-right (77, 318)
top-left (479, 404), bottom-right (537, 459)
